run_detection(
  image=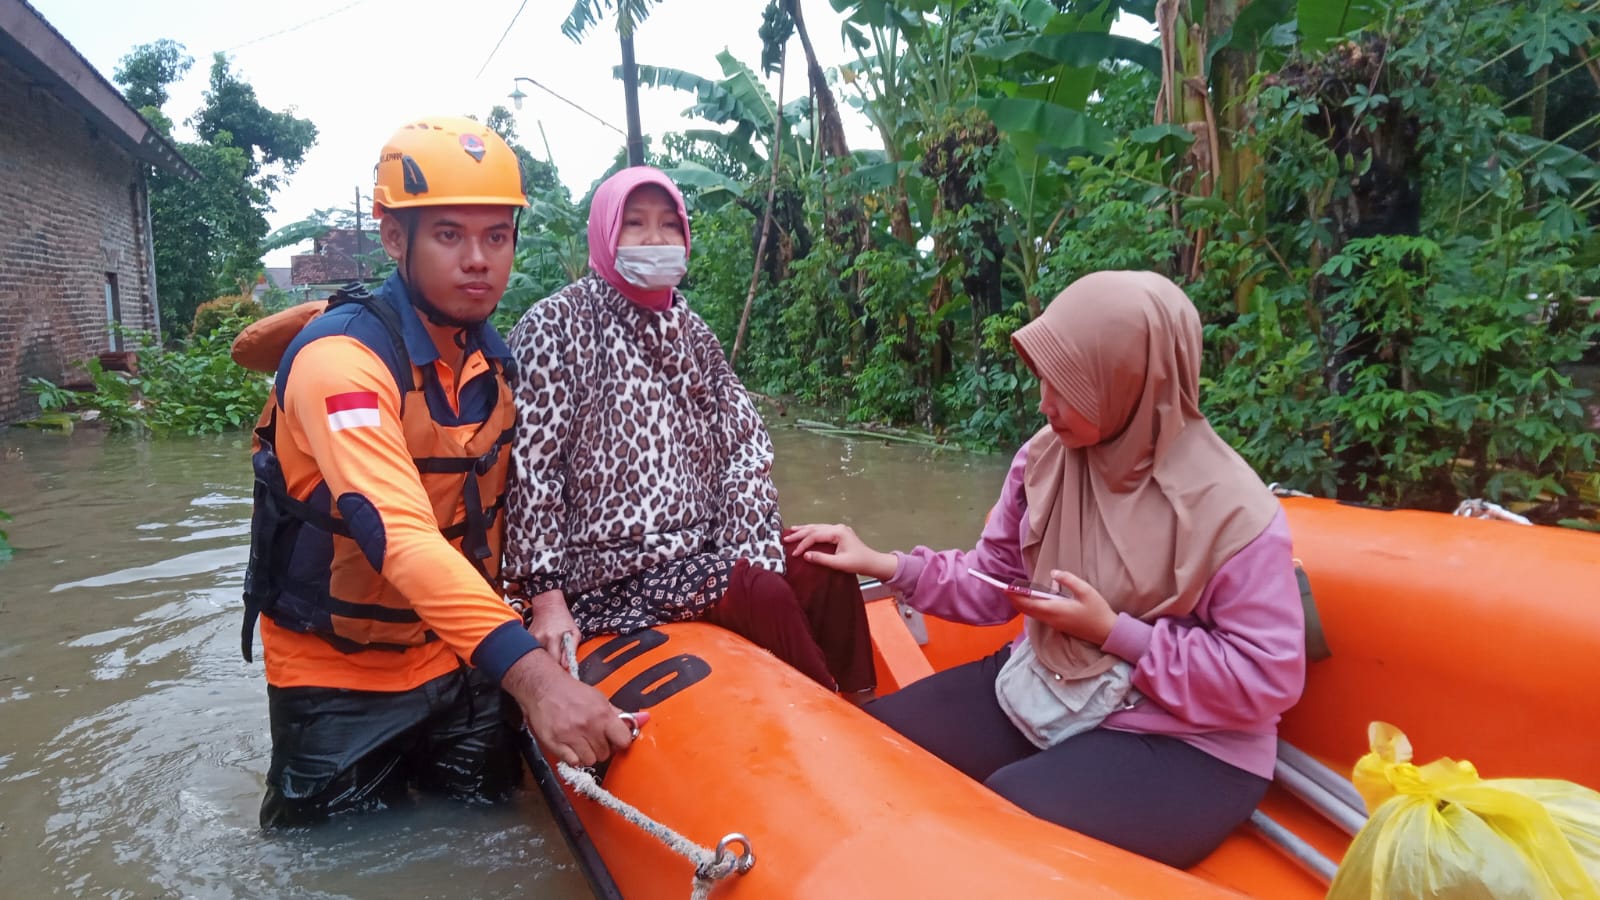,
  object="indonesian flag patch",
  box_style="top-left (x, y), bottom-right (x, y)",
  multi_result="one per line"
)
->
top-left (325, 391), bottom-right (380, 432)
